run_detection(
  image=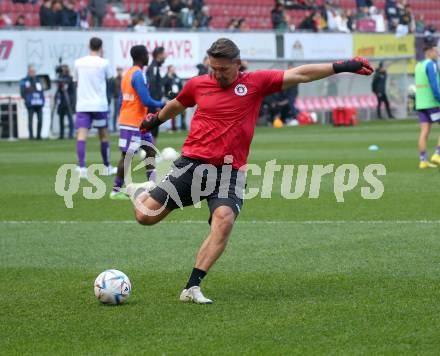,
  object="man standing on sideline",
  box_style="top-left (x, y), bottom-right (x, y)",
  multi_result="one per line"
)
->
top-left (110, 66), bottom-right (123, 132)
top-left (133, 38), bottom-right (374, 304)
top-left (56, 65), bottom-right (75, 139)
top-left (146, 46), bottom-right (167, 142)
top-left (110, 45), bottom-right (164, 200)
top-left (20, 65), bottom-right (45, 140)
top-left (163, 65), bottom-right (184, 131)
top-left (415, 42), bottom-right (440, 169)
top-left (372, 61), bottom-right (394, 119)
top-left (74, 37), bottom-right (116, 177)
